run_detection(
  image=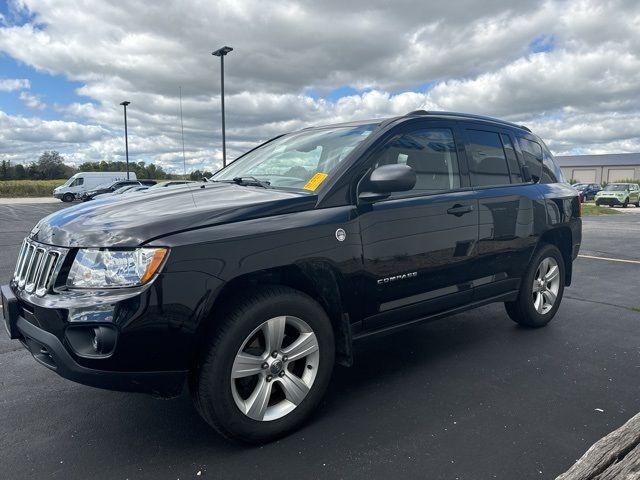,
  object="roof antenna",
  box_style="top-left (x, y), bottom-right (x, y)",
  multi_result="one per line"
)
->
top-left (179, 86), bottom-right (187, 176)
